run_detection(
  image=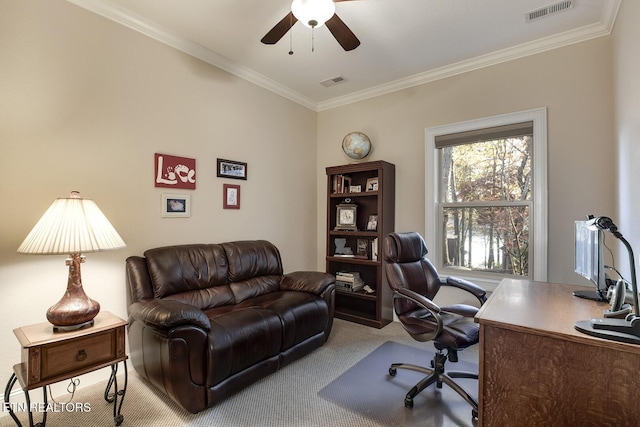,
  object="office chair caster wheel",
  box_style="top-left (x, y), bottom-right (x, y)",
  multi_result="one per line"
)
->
top-left (404, 397), bottom-right (414, 408)
top-left (389, 367), bottom-right (397, 376)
